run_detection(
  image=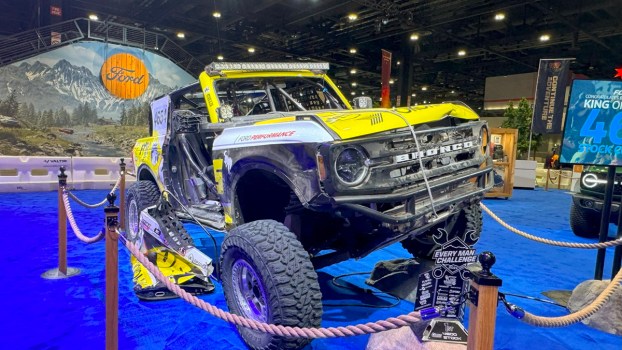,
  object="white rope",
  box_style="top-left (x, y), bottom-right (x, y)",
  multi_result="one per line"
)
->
top-left (481, 203), bottom-right (622, 249)
top-left (62, 190), bottom-right (105, 243)
top-left (65, 176), bottom-right (123, 208)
